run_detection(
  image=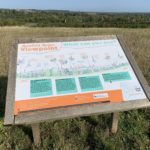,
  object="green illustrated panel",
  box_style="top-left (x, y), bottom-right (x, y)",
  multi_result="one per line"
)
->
top-left (103, 72), bottom-right (131, 82)
top-left (56, 78), bottom-right (77, 95)
top-left (79, 76), bottom-right (103, 92)
top-left (30, 79), bottom-right (52, 98)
